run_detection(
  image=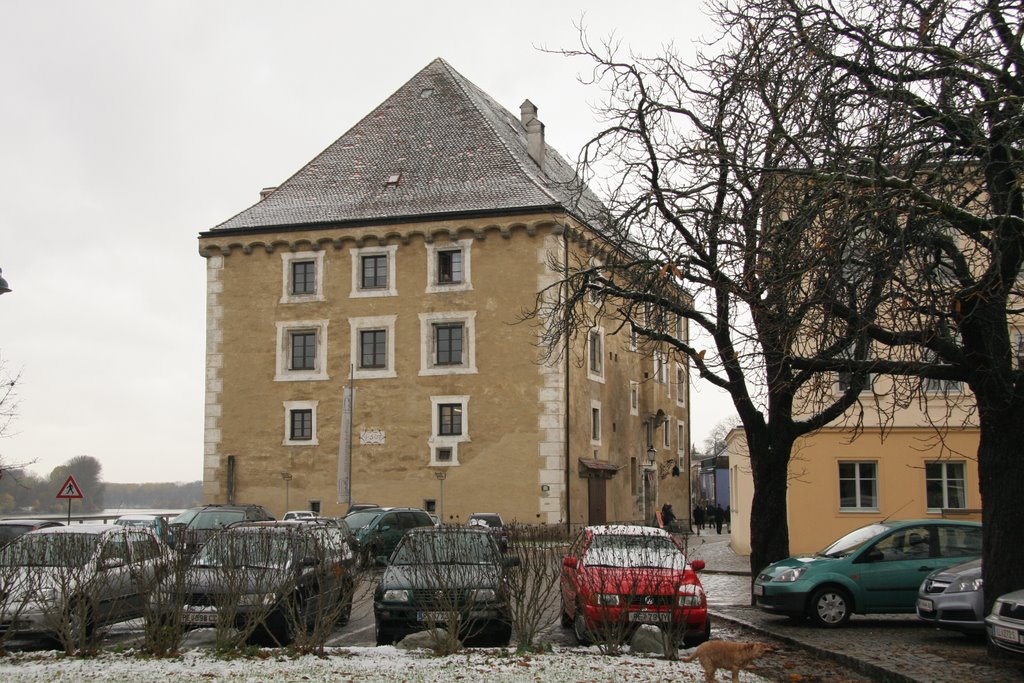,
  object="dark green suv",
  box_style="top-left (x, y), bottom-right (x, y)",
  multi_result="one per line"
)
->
top-left (342, 507), bottom-right (434, 566)
top-left (168, 503), bottom-right (275, 556)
